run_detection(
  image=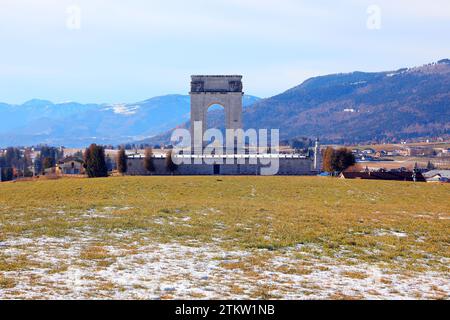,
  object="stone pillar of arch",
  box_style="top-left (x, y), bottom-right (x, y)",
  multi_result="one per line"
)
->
top-left (189, 75), bottom-right (243, 153)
